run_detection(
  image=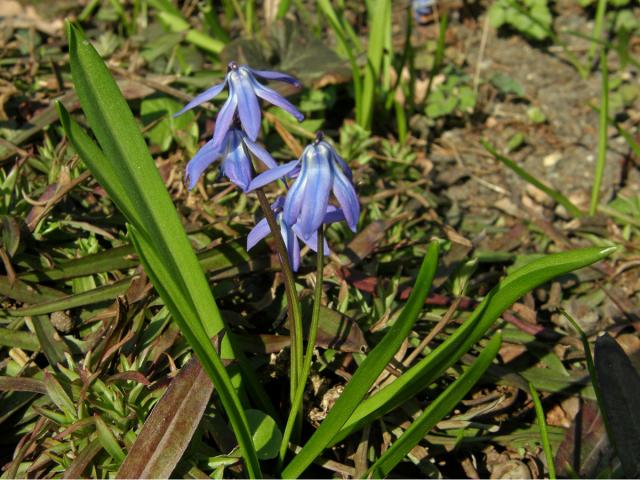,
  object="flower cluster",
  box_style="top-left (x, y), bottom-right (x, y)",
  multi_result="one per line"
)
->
top-left (177, 62), bottom-right (360, 270)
